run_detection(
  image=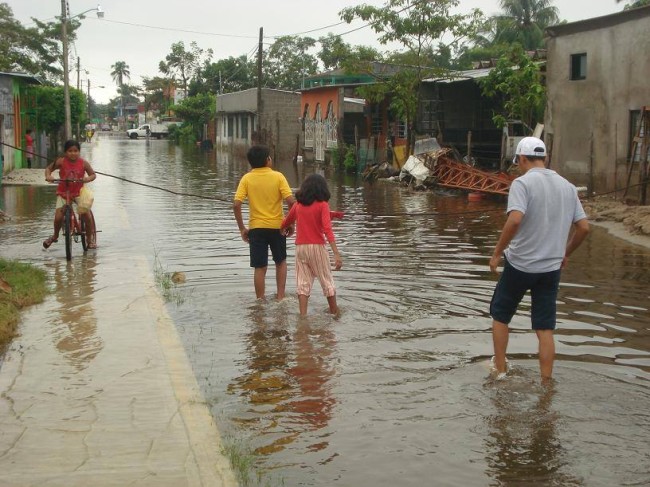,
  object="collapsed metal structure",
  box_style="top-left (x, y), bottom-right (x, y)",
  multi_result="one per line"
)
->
top-left (420, 149), bottom-right (515, 196)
